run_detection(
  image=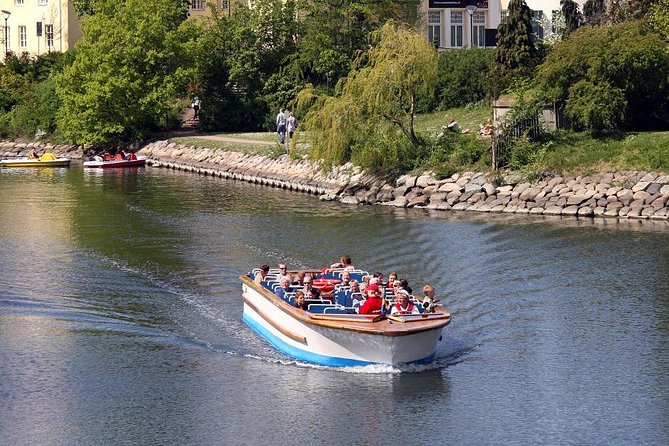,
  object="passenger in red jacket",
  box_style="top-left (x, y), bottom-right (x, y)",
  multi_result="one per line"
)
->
top-left (358, 283), bottom-right (383, 314)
